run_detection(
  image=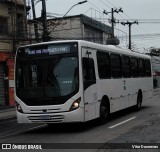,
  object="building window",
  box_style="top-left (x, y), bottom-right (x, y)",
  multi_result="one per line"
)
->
top-left (0, 16), bottom-right (8, 35)
top-left (17, 13), bottom-right (24, 38)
